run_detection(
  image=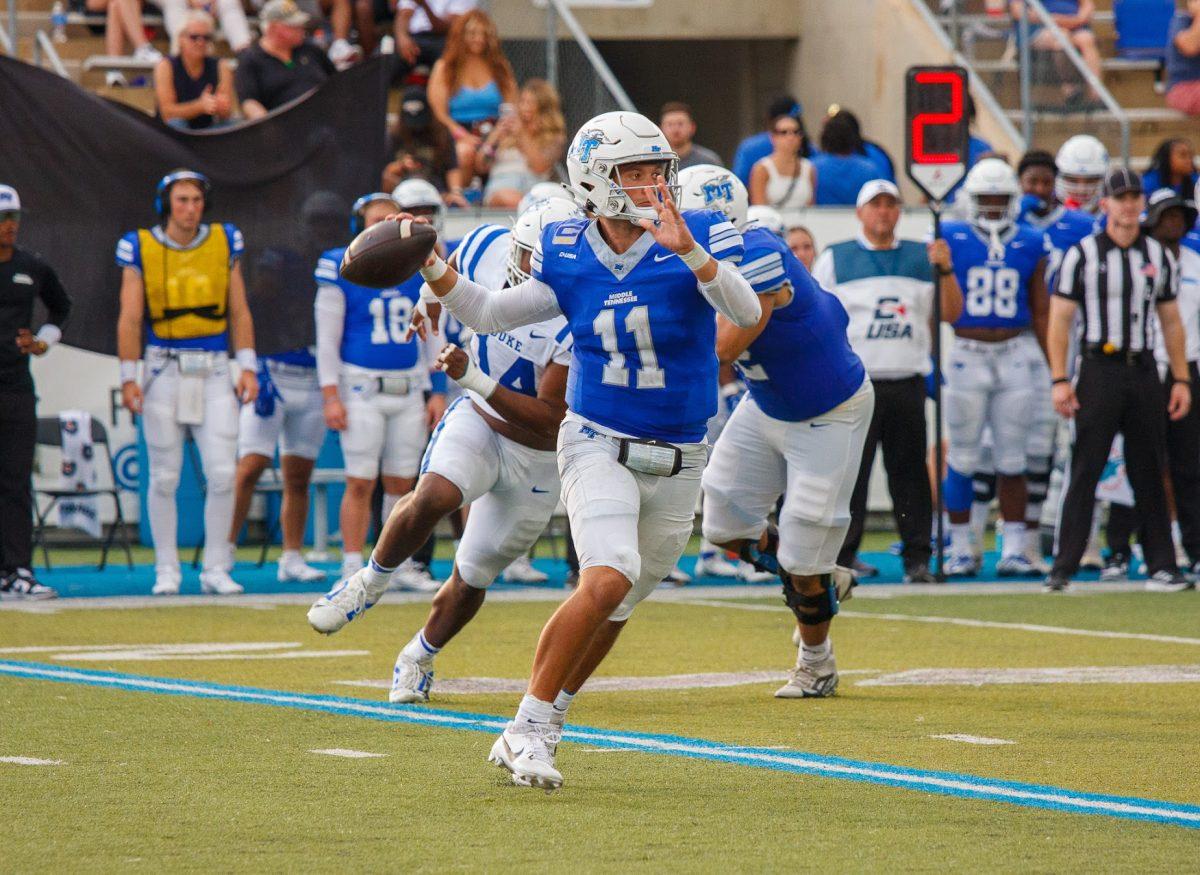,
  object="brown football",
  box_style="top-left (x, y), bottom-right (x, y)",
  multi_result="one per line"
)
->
top-left (339, 218), bottom-right (438, 288)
